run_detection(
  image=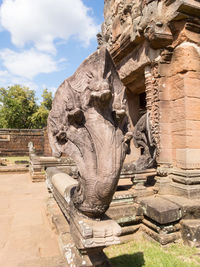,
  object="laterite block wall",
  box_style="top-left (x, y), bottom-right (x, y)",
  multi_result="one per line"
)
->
top-left (0, 129), bottom-right (44, 156)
